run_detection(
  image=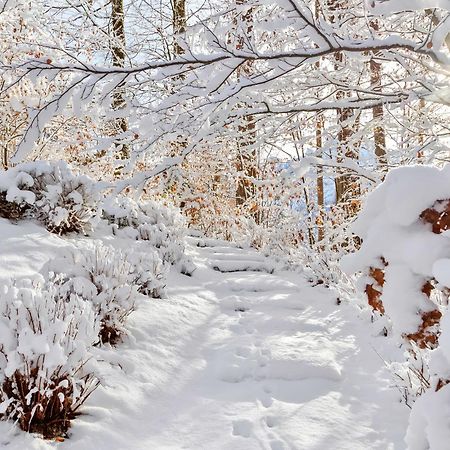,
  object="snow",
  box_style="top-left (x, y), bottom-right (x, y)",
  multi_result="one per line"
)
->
top-left (342, 163), bottom-right (450, 449)
top-left (342, 164), bottom-right (450, 337)
top-left (0, 223), bottom-right (408, 449)
top-left (0, 218), bottom-right (75, 282)
top-left (433, 258), bottom-right (450, 287)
